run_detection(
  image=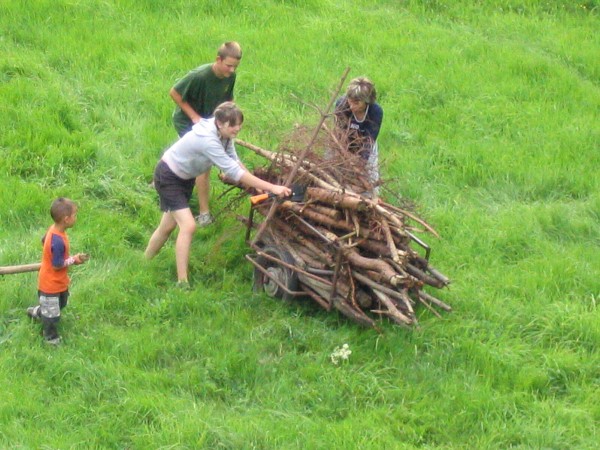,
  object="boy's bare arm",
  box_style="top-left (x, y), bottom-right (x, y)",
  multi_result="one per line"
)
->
top-left (169, 88), bottom-right (201, 123)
